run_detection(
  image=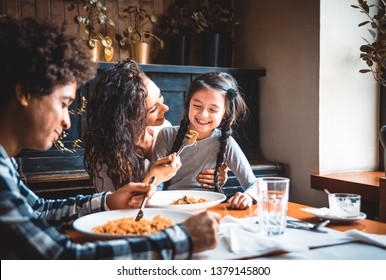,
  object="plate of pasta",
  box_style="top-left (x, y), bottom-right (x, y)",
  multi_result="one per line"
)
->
top-left (148, 190), bottom-right (227, 213)
top-left (73, 209), bottom-right (192, 239)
